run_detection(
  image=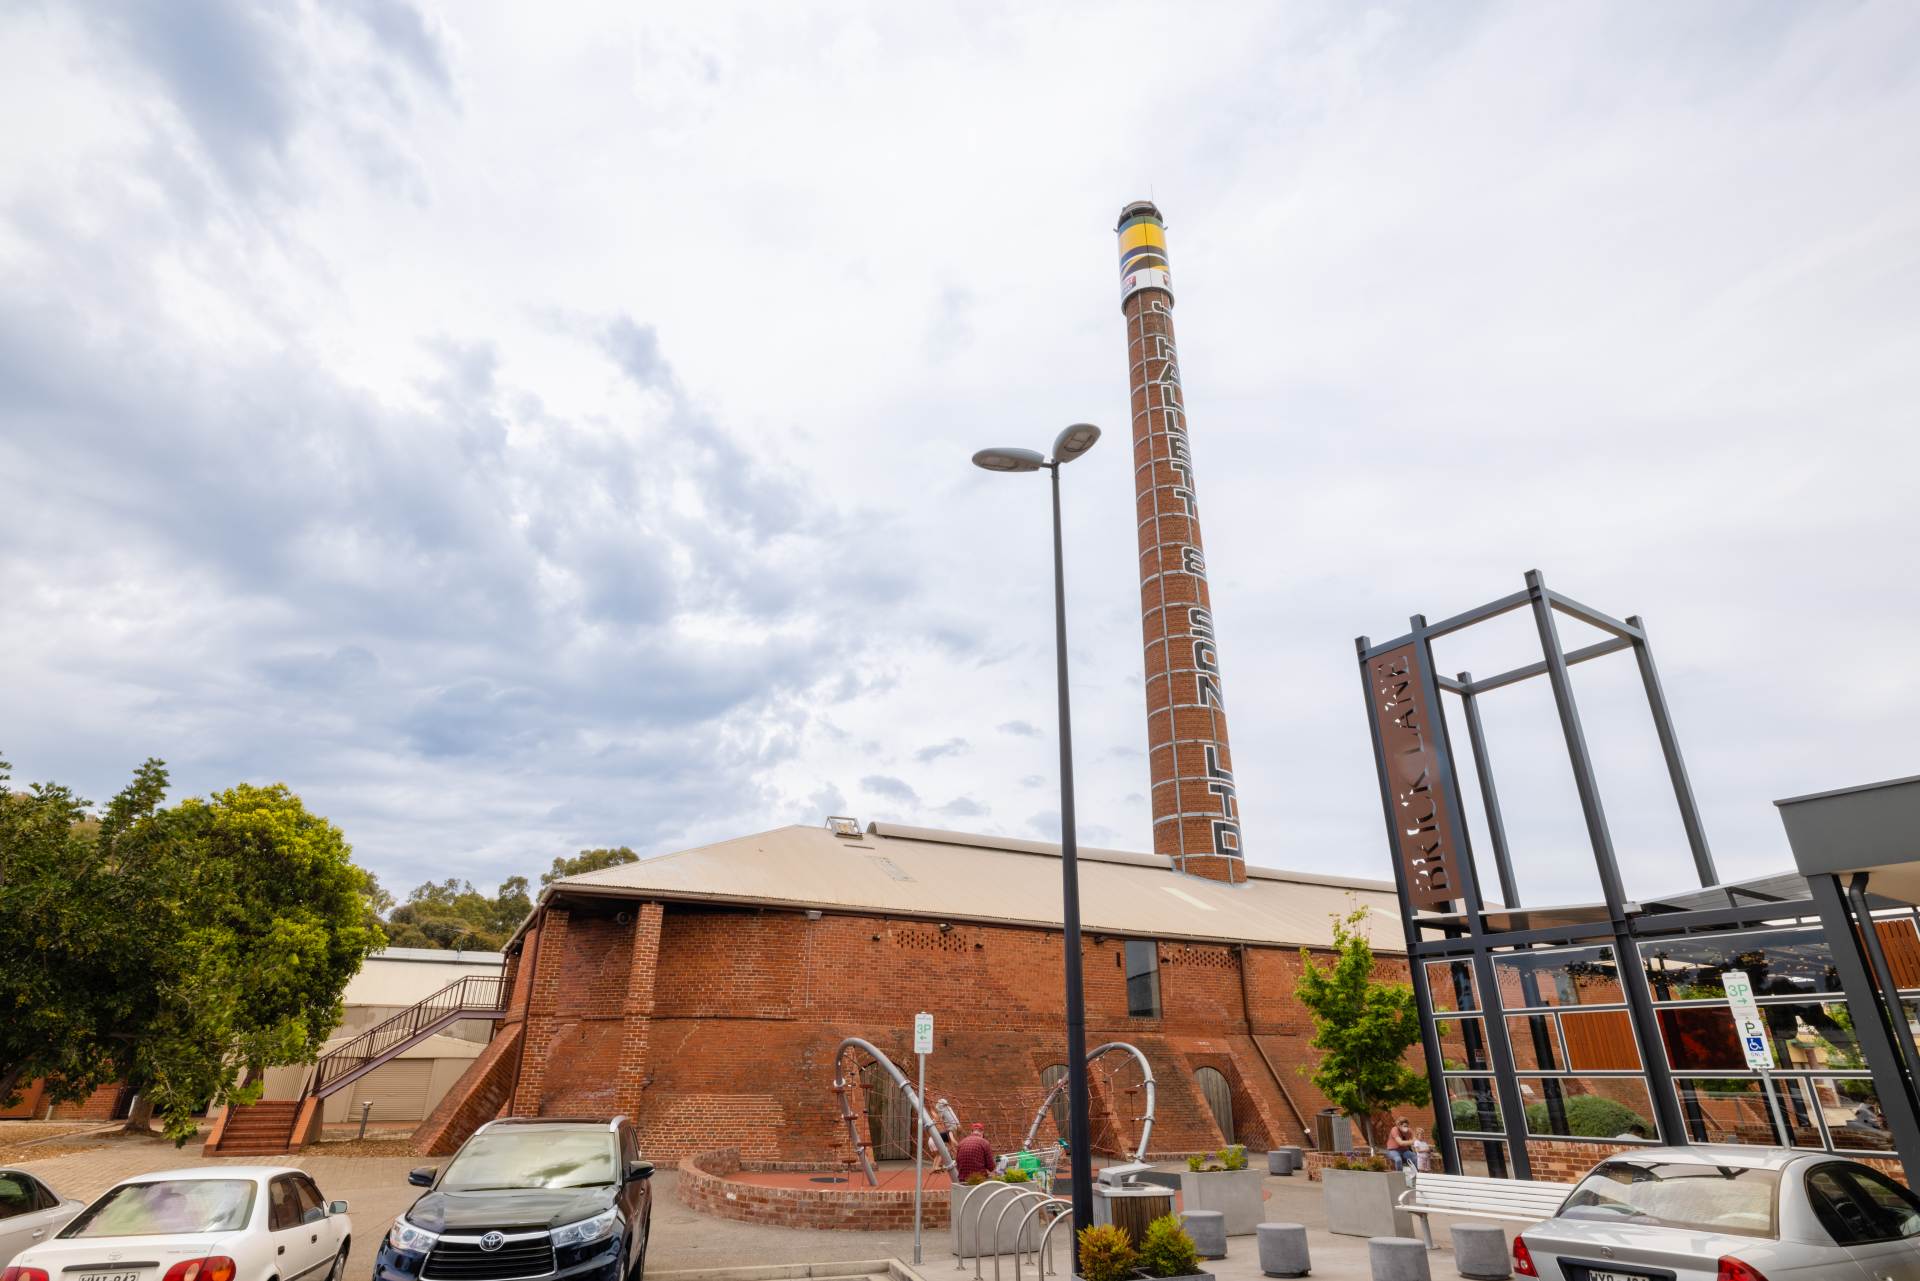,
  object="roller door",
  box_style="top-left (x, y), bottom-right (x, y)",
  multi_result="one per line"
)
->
top-left (350, 1059), bottom-right (434, 1121)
